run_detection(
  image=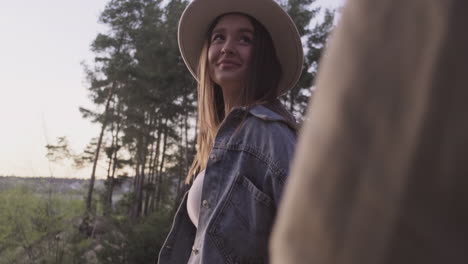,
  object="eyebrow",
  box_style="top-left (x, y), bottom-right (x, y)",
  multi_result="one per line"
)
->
top-left (212, 27), bottom-right (254, 35)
